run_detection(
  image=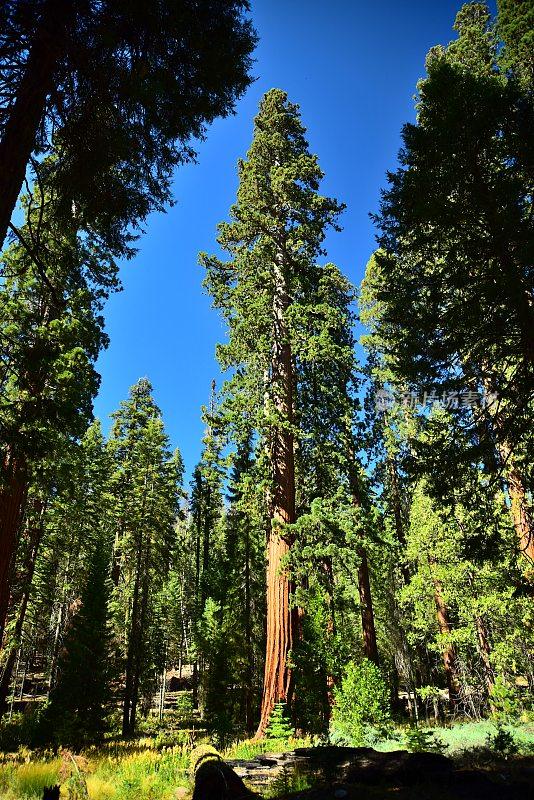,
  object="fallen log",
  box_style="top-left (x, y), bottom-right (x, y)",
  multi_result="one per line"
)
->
top-left (192, 747), bottom-right (257, 800)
